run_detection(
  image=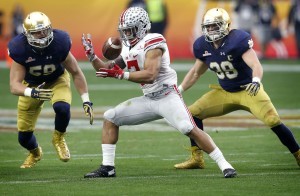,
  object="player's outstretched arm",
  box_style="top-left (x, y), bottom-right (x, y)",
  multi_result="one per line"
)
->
top-left (96, 64), bottom-right (127, 80)
top-left (81, 33), bottom-right (113, 71)
top-left (96, 49), bottom-right (162, 84)
top-left (178, 59), bottom-right (208, 93)
top-left (63, 52), bottom-right (94, 124)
